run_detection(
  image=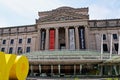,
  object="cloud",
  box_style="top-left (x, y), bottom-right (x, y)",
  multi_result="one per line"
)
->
top-left (0, 0), bottom-right (66, 27)
top-left (0, 0), bottom-right (65, 18)
top-left (0, 18), bottom-right (8, 27)
top-left (0, 0), bottom-right (120, 27)
top-left (89, 4), bottom-right (111, 19)
top-left (89, 0), bottom-right (120, 20)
